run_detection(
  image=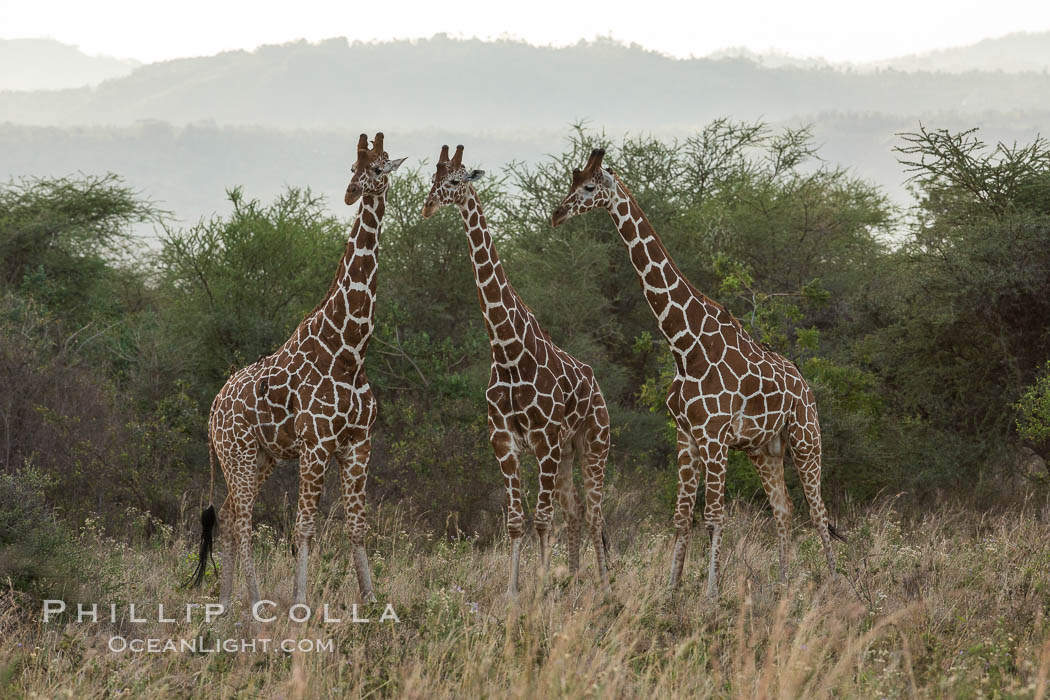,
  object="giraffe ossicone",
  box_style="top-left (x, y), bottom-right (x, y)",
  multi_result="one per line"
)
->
top-left (553, 147), bottom-right (844, 598)
top-left (423, 144), bottom-right (613, 595)
top-left (191, 132), bottom-right (404, 609)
